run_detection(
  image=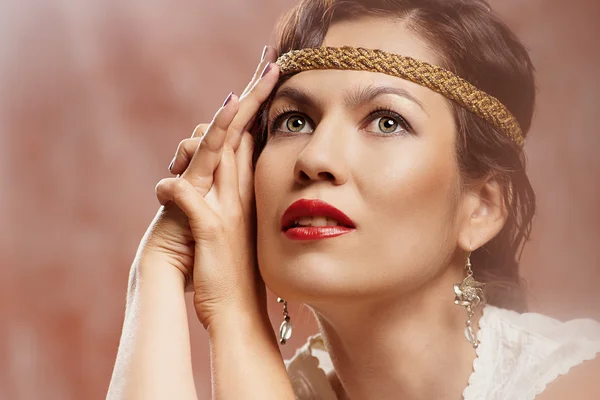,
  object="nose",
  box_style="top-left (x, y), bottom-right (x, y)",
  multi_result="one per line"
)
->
top-left (293, 124), bottom-right (350, 186)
